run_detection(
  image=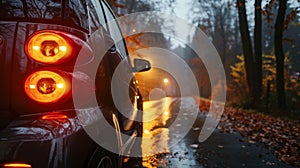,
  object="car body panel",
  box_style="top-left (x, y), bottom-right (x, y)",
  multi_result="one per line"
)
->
top-left (0, 21), bottom-right (16, 129)
top-left (0, 111), bottom-right (96, 167)
top-left (0, 0), bottom-right (144, 166)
